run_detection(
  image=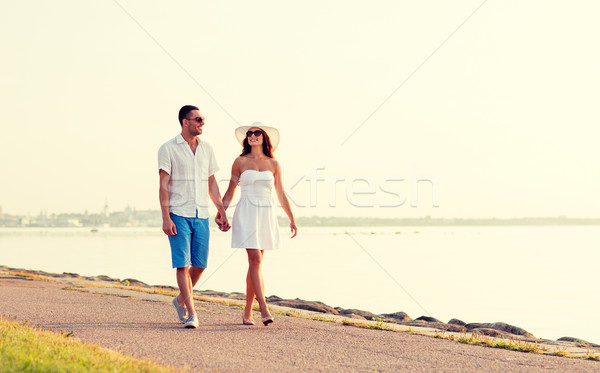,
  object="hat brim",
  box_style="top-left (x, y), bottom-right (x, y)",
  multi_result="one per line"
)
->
top-left (235, 123), bottom-right (280, 151)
